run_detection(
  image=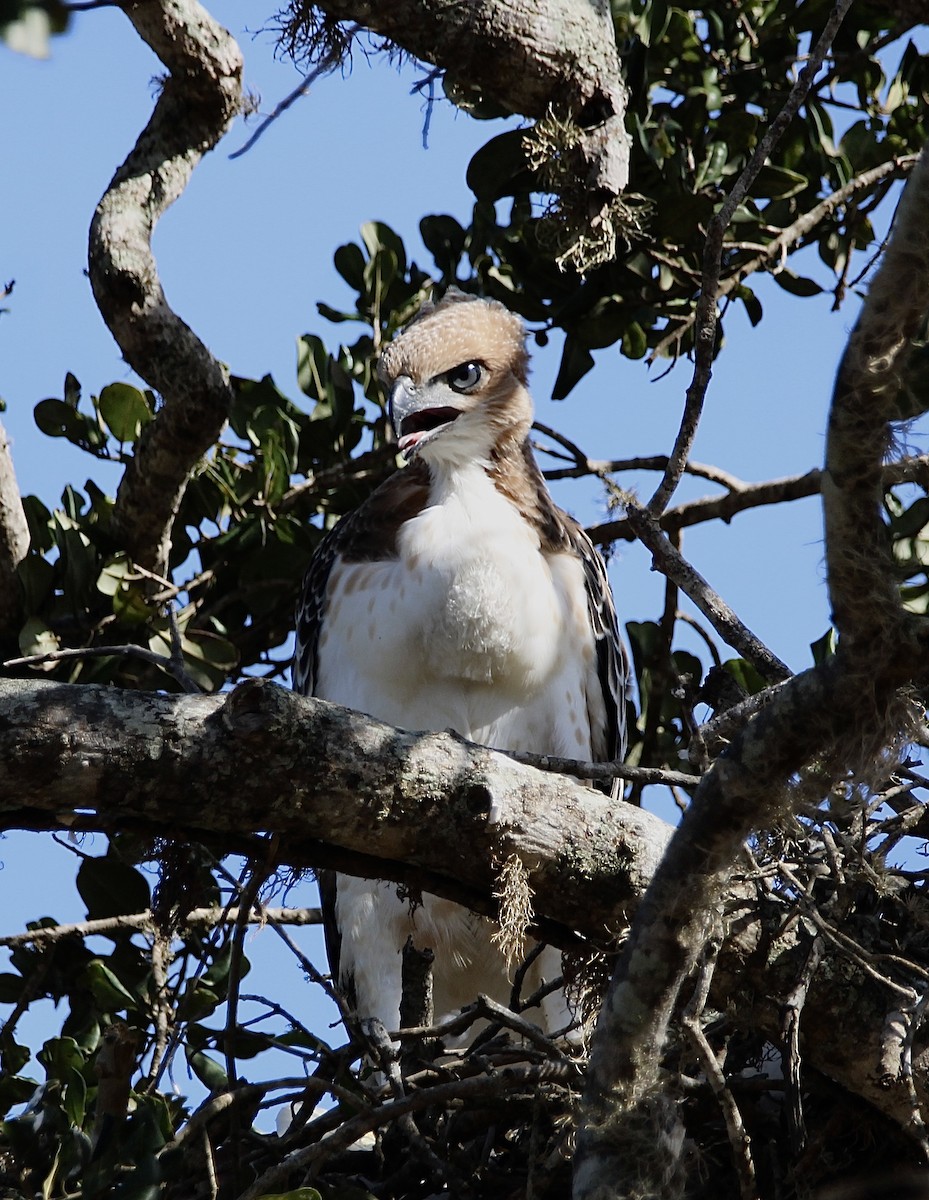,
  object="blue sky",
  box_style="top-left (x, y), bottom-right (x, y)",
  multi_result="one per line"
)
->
top-left (0, 2), bottom-right (887, 1112)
